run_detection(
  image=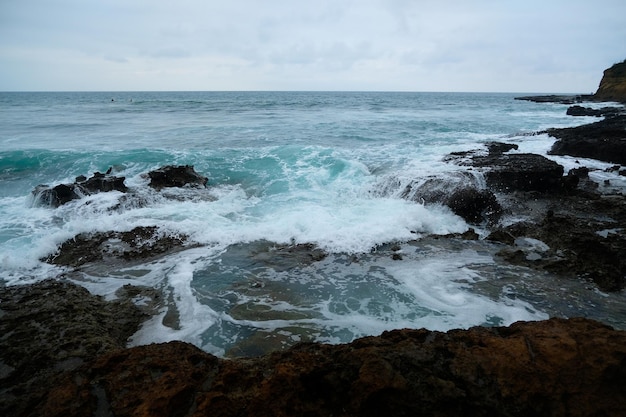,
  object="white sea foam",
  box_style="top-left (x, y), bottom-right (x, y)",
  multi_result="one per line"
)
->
top-left (6, 92), bottom-right (623, 355)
